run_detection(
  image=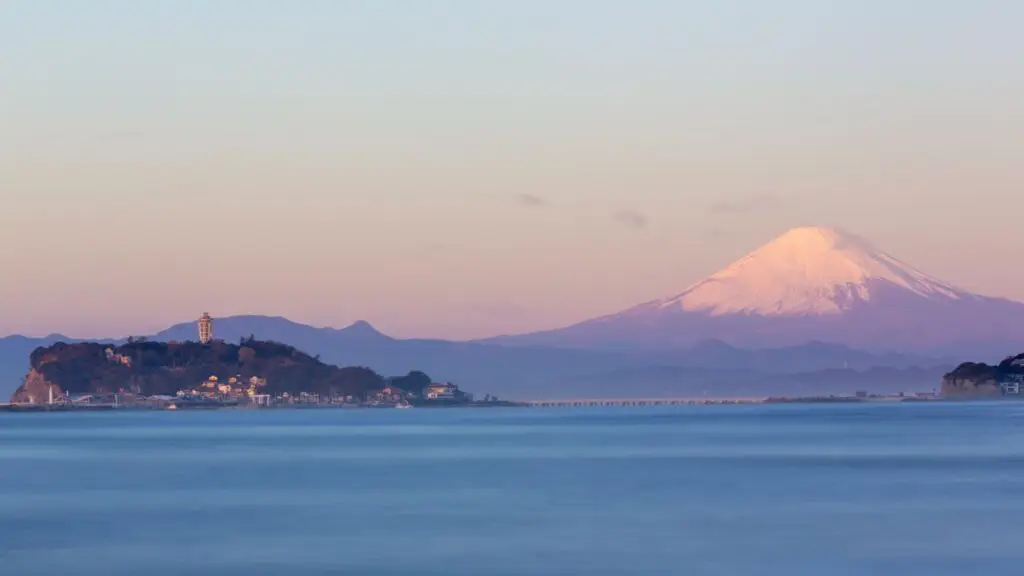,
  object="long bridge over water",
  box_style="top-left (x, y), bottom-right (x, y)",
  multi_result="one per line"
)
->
top-left (522, 397), bottom-right (767, 408)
